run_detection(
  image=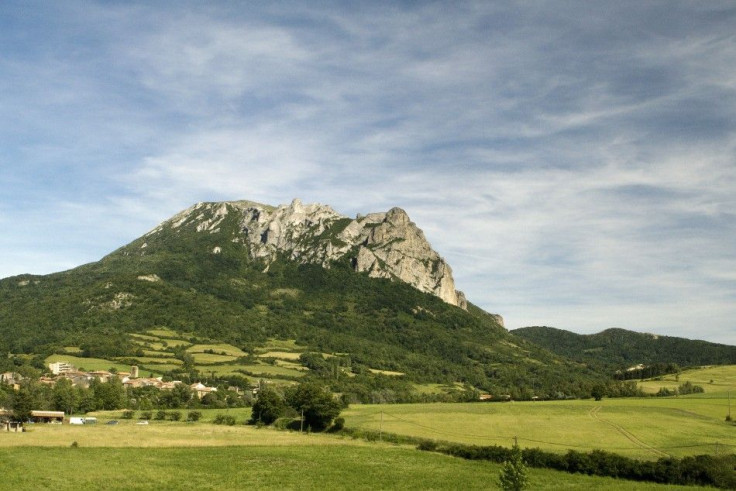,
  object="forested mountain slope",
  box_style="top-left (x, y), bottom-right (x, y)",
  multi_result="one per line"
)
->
top-left (0, 199), bottom-right (604, 398)
top-left (511, 326), bottom-right (736, 370)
